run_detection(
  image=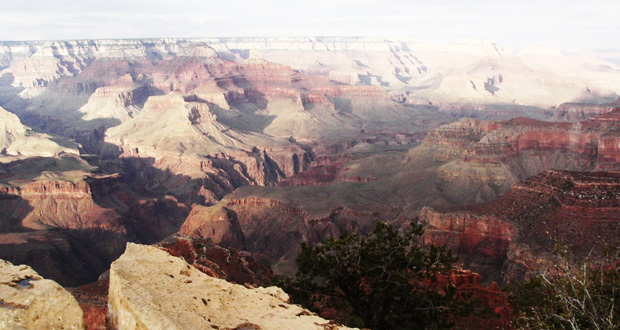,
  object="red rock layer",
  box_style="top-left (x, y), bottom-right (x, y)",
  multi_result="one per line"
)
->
top-left (278, 163), bottom-right (342, 186)
top-left (423, 110), bottom-right (620, 167)
top-left (69, 277), bottom-right (109, 330)
top-left (179, 199), bottom-right (383, 275)
top-left (433, 269), bottom-right (512, 330)
top-left (420, 170), bottom-right (620, 282)
top-left (158, 236), bottom-right (273, 285)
